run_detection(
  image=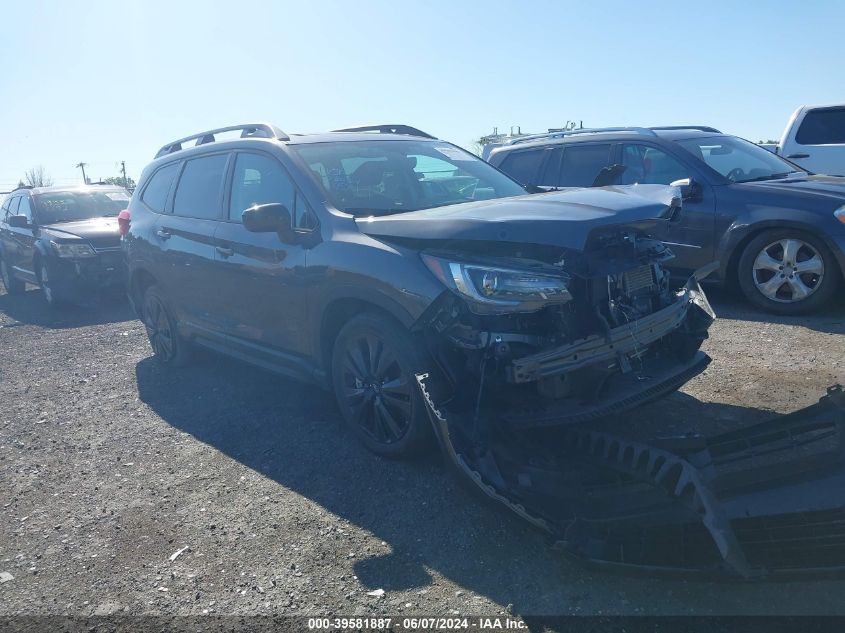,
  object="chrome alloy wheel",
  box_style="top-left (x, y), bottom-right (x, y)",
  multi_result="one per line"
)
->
top-left (752, 238), bottom-right (824, 303)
